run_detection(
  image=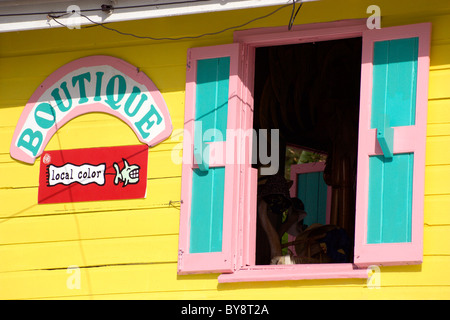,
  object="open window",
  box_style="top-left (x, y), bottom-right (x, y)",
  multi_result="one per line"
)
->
top-left (252, 37), bottom-right (361, 266)
top-left (178, 21), bottom-right (431, 282)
